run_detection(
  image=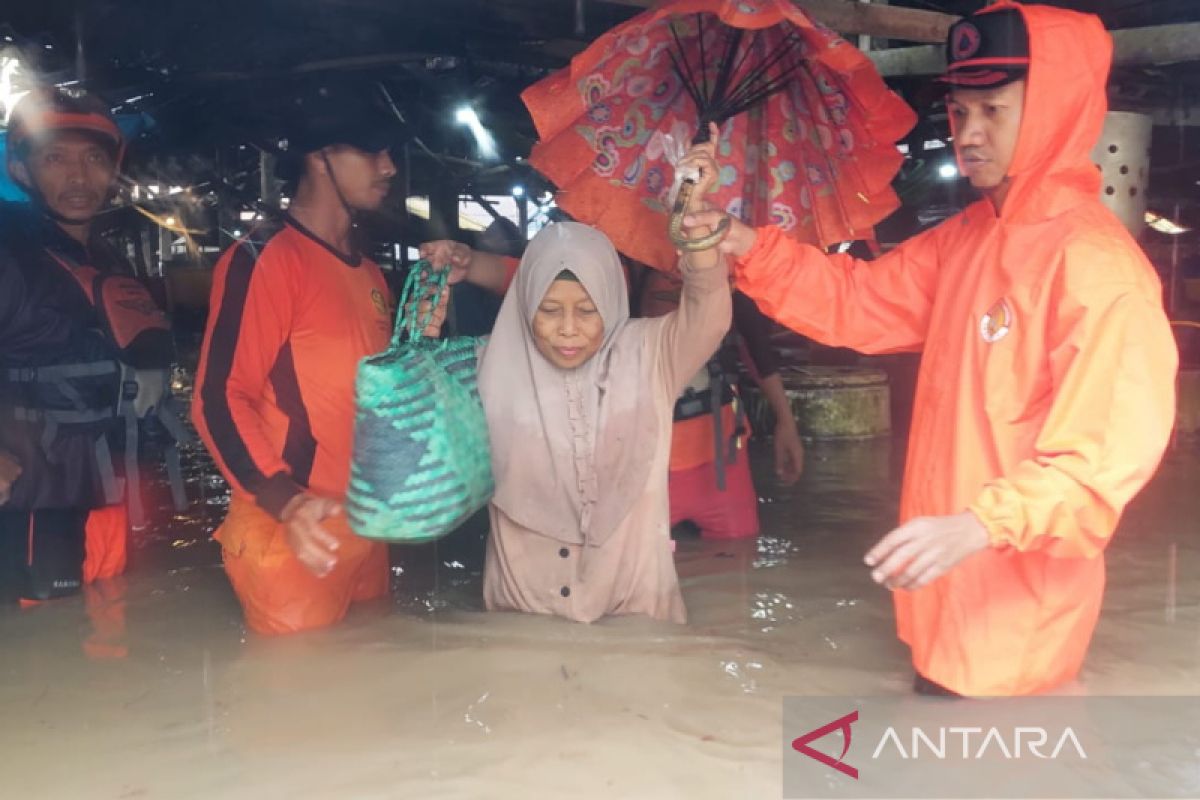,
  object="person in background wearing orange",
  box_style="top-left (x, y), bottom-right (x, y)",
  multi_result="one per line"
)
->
top-left (192, 82), bottom-right (402, 635)
top-left (0, 88), bottom-right (166, 620)
top-left (637, 268), bottom-right (803, 540)
top-left (685, 3), bottom-right (1178, 696)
